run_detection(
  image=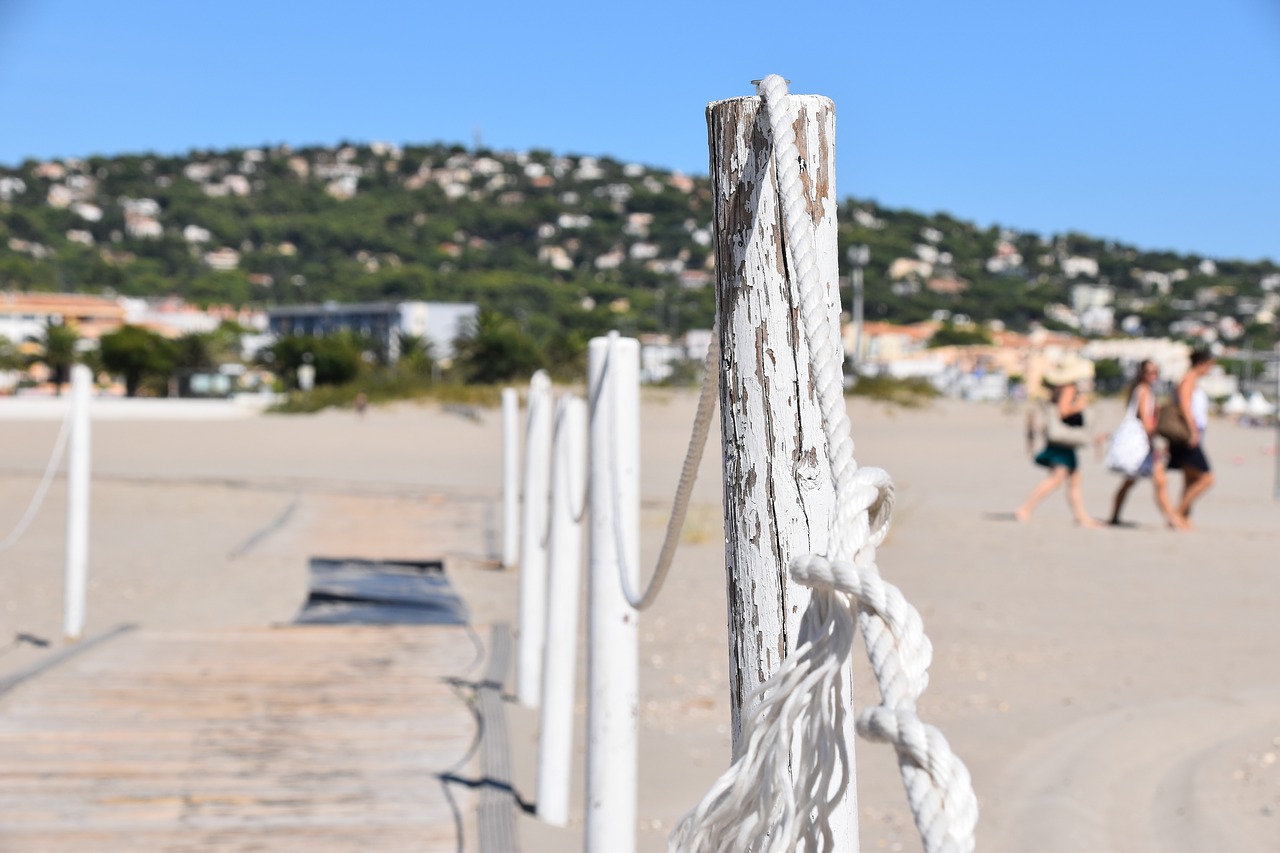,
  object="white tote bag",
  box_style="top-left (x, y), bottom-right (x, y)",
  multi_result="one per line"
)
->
top-left (1105, 393), bottom-right (1151, 477)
